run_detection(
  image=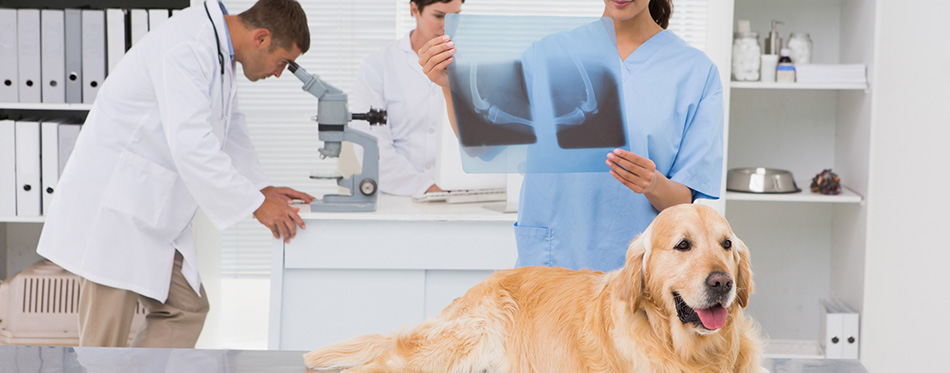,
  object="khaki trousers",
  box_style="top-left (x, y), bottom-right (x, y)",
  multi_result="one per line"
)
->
top-left (77, 251), bottom-right (209, 348)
